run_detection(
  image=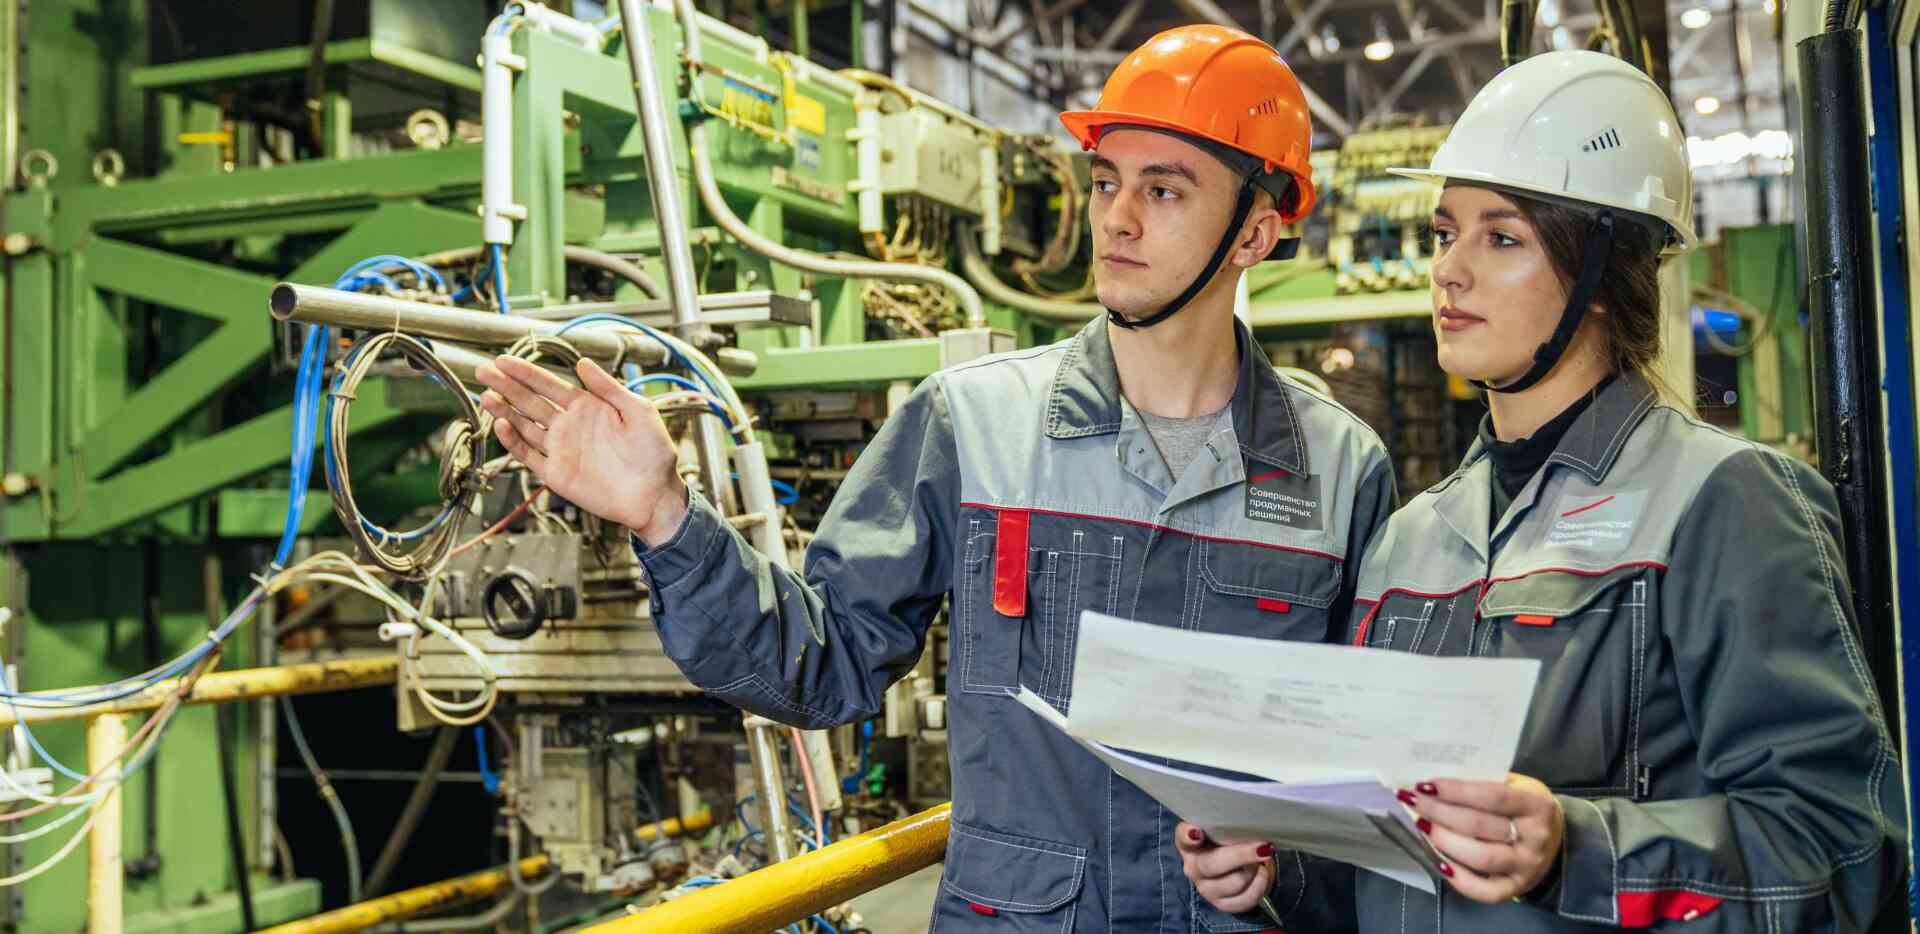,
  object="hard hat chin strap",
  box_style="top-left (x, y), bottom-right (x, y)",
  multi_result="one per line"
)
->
top-left (1476, 211), bottom-right (1616, 394)
top-left (1107, 179), bottom-right (1257, 331)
